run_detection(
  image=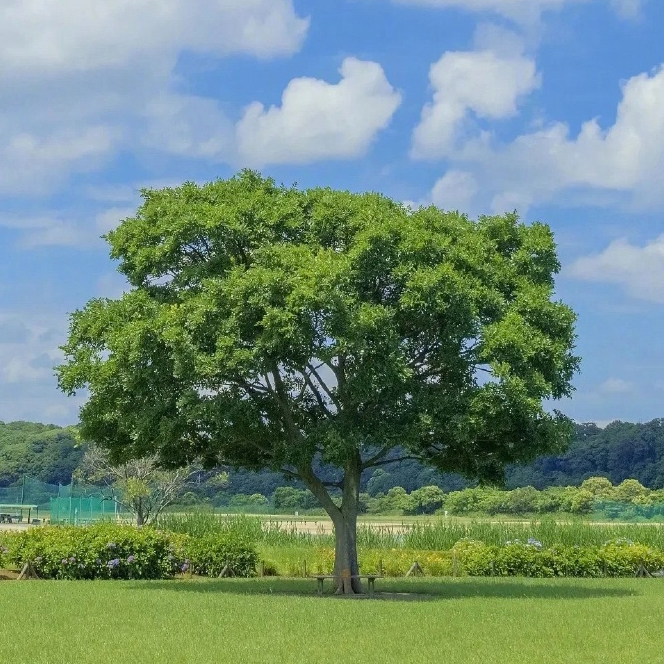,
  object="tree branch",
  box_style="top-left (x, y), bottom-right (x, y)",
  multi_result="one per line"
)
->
top-left (300, 369), bottom-right (334, 418)
top-left (361, 445), bottom-right (392, 469)
top-left (271, 364), bottom-right (304, 442)
top-left (362, 455), bottom-right (421, 469)
top-left (307, 362), bottom-right (340, 410)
